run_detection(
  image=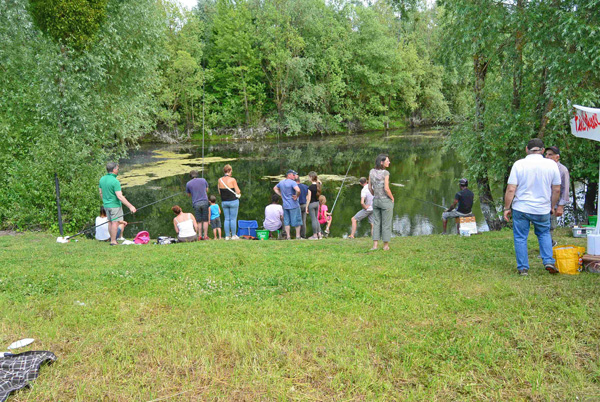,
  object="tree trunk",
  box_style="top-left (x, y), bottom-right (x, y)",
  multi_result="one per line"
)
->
top-left (473, 53), bottom-right (487, 131)
top-left (512, 0), bottom-right (524, 111)
top-left (240, 66), bottom-right (250, 126)
top-left (477, 174), bottom-right (503, 231)
top-left (584, 182), bottom-right (597, 217)
top-left (473, 53), bottom-right (503, 230)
